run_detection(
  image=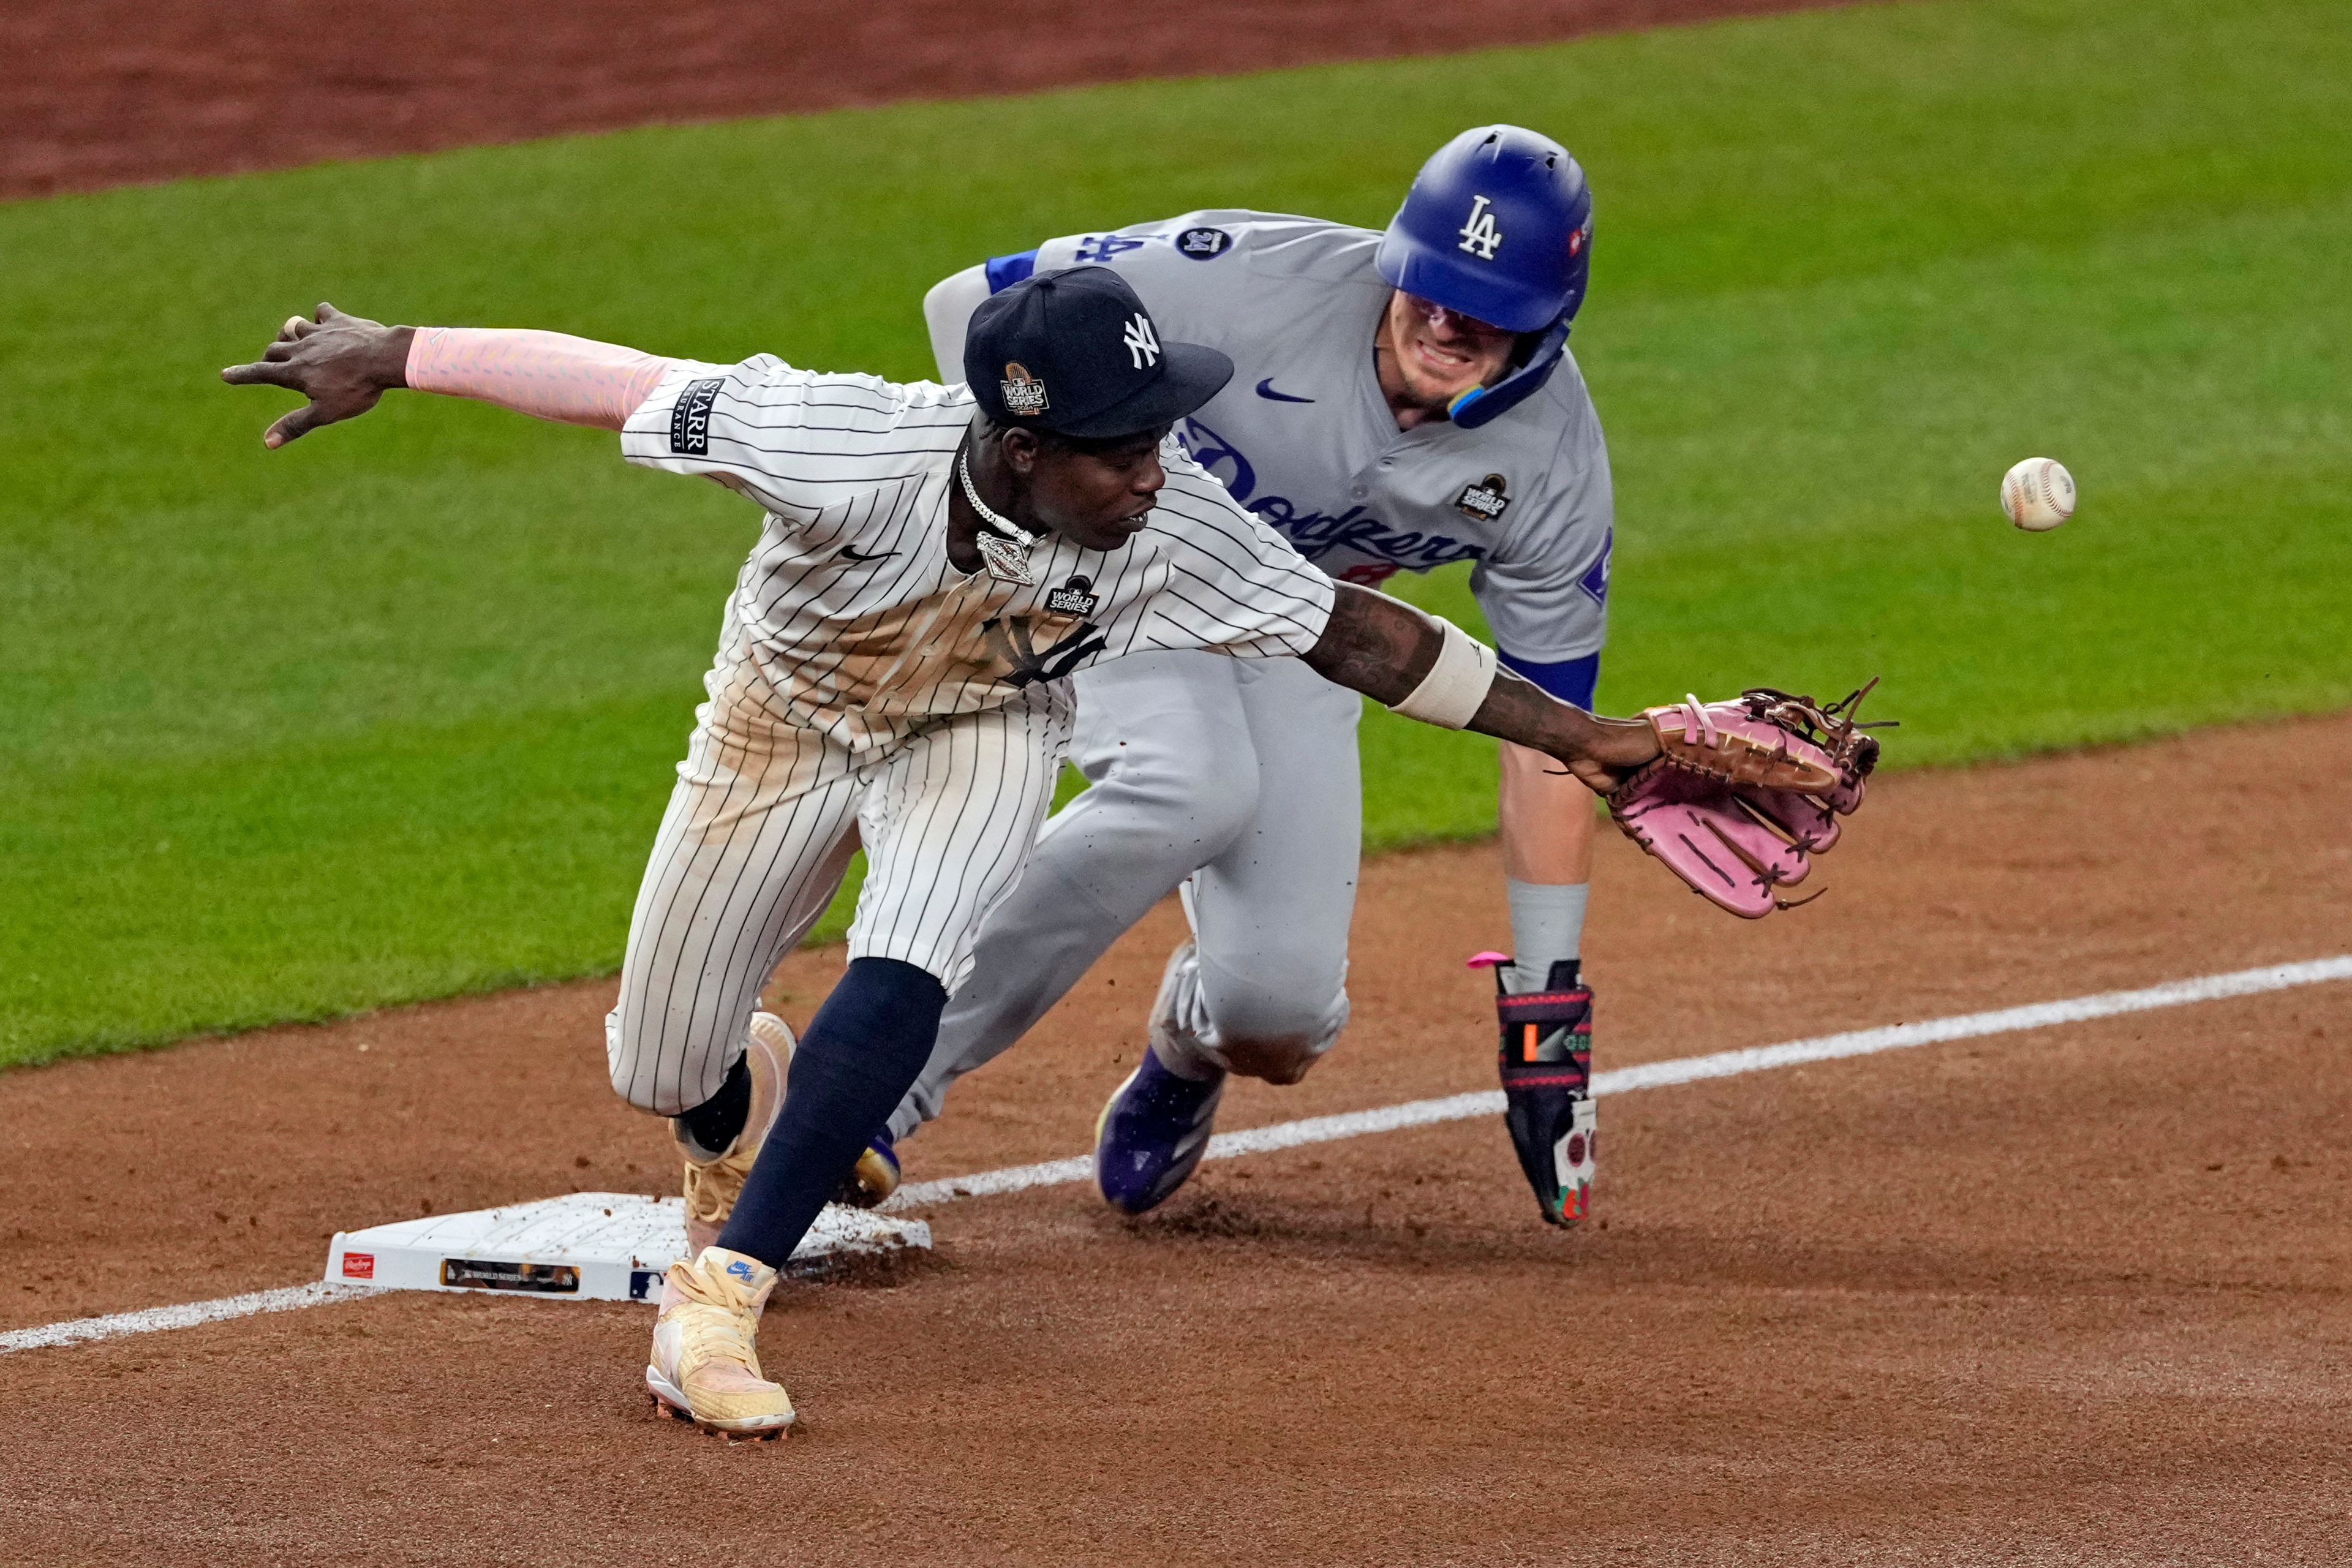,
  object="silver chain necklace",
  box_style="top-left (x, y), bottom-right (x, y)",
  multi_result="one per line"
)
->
top-left (956, 447), bottom-right (1039, 586)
